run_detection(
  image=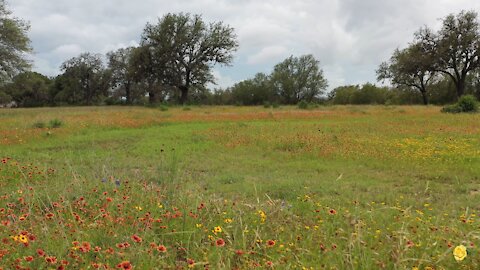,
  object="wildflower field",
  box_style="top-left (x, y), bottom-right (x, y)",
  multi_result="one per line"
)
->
top-left (0, 105), bottom-right (479, 270)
